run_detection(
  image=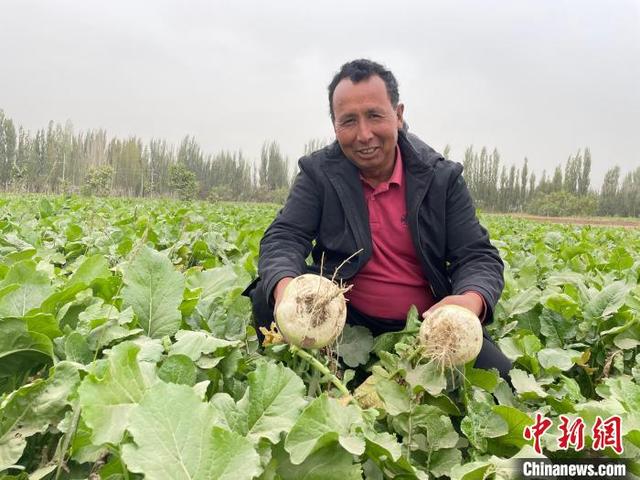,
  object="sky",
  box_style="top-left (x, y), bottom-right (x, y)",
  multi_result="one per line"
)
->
top-left (1, 0), bottom-right (639, 187)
